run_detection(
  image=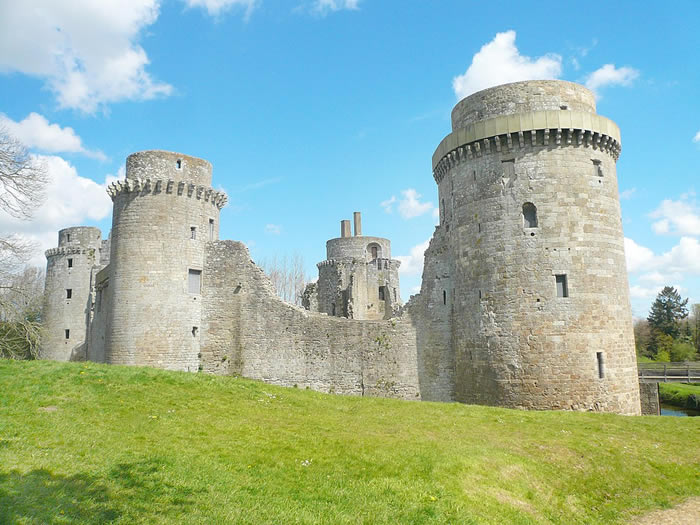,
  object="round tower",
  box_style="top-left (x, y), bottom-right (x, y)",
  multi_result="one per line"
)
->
top-left (42, 226), bottom-right (102, 360)
top-left (431, 80), bottom-right (640, 414)
top-left (316, 214), bottom-right (401, 320)
top-left (104, 151), bottom-right (227, 371)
